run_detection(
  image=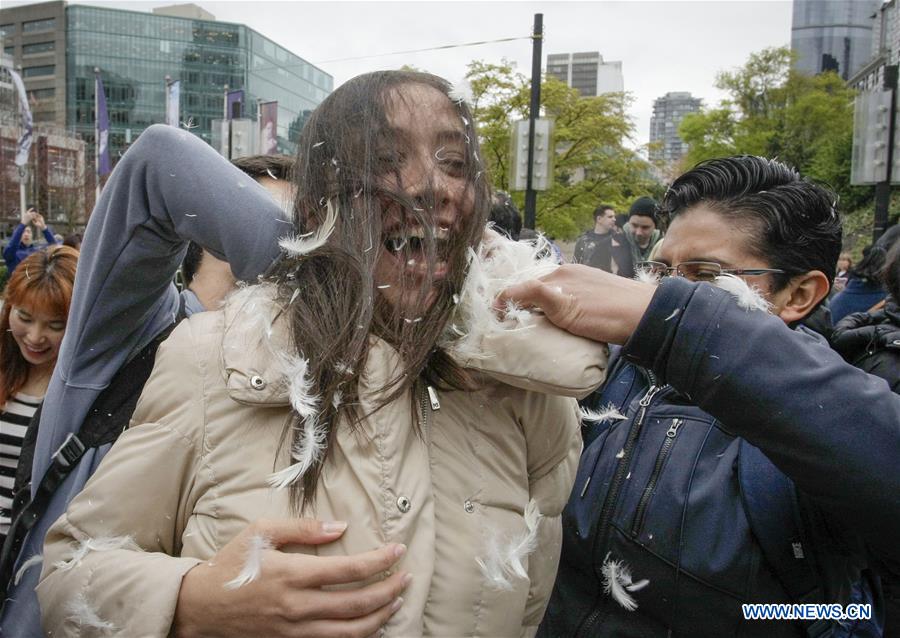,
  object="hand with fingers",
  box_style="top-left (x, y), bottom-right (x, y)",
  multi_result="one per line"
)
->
top-left (33, 213), bottom-right (47, 231)
top-left (497, 264), bottom-right (657, 345)
top-left (22, 207), bottom-right (36, 225)
top-left (174, 518), bottom-right (410, 638)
